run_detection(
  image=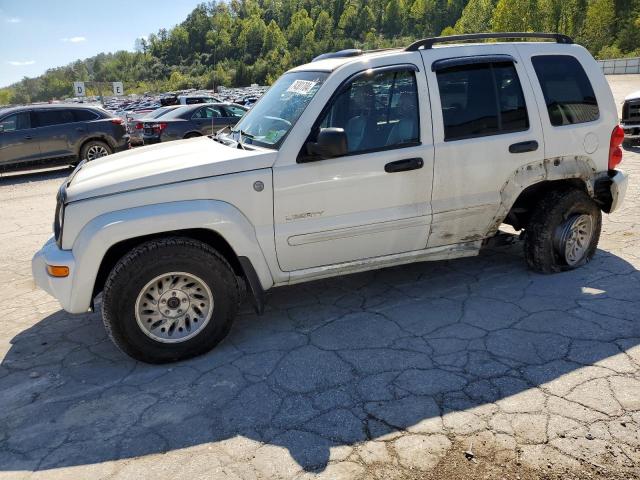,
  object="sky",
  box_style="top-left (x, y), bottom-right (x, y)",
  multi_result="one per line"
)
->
top-left (0, 0), bottom-right (205, 87)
